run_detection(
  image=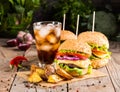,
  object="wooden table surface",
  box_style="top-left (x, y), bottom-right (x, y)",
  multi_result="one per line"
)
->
top-left (0, 38), bottom-right (120, 92)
